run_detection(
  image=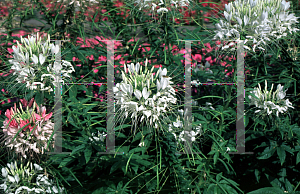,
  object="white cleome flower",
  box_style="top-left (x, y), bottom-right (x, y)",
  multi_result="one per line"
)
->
top-left (248, 80), bottom-right (294, 118)
top-left (133, 0), bottom-right (193, 21)
top-left (8, 32), bottom-right (75, 92)
top-left (113, 58), bottom-right (177, 134)
top-left (213, 0), bottom-right (299, 54)
top-left (0, 160), bottom-right (65, 194)
top-left (168, 115), bottom-right (203, 144)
